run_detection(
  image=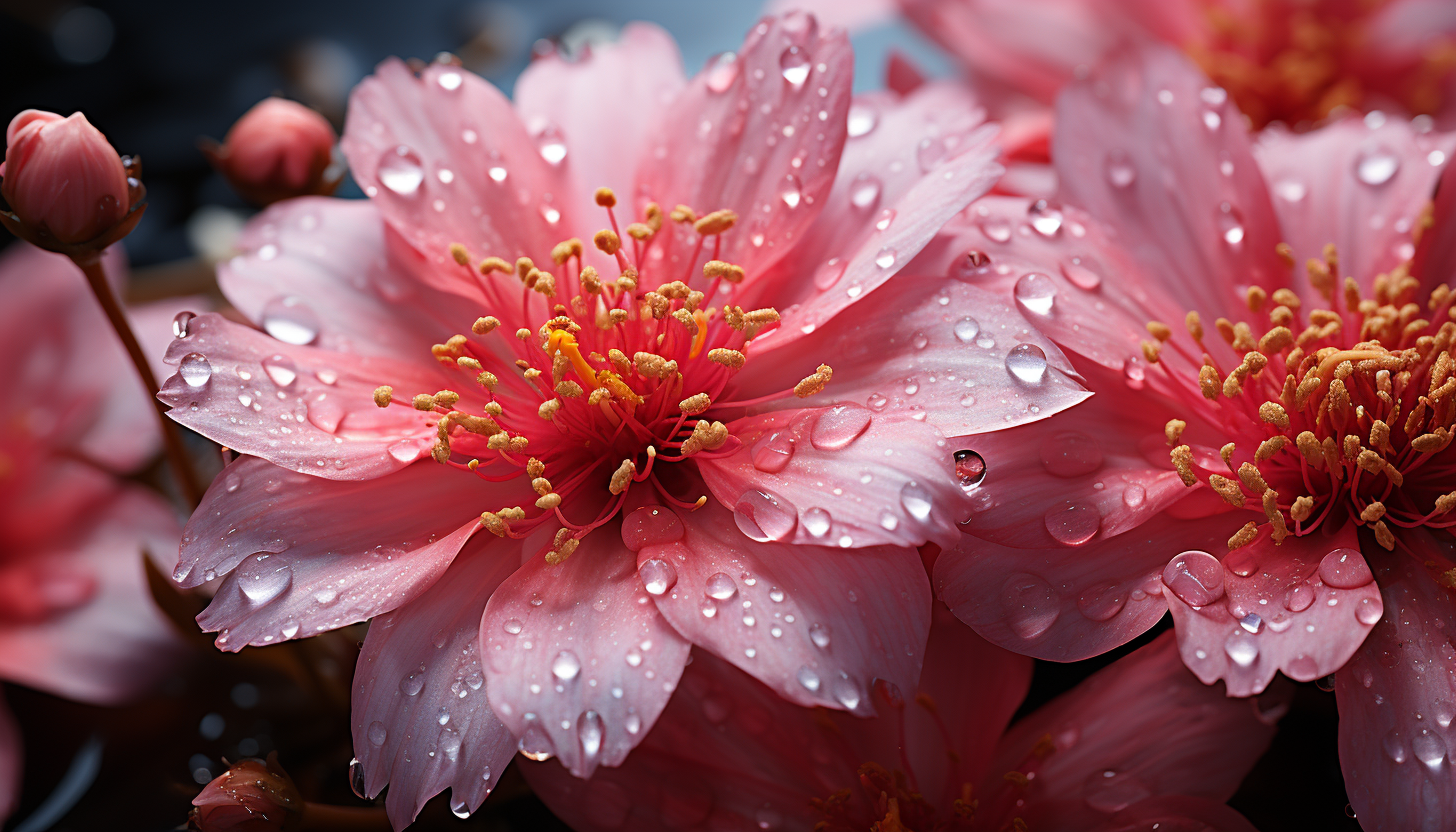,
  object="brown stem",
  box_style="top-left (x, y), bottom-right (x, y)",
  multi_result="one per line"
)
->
top-left (76, 254), bottom-right (205, 506)
top-left (299, 803), bottom-right (393, 832)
